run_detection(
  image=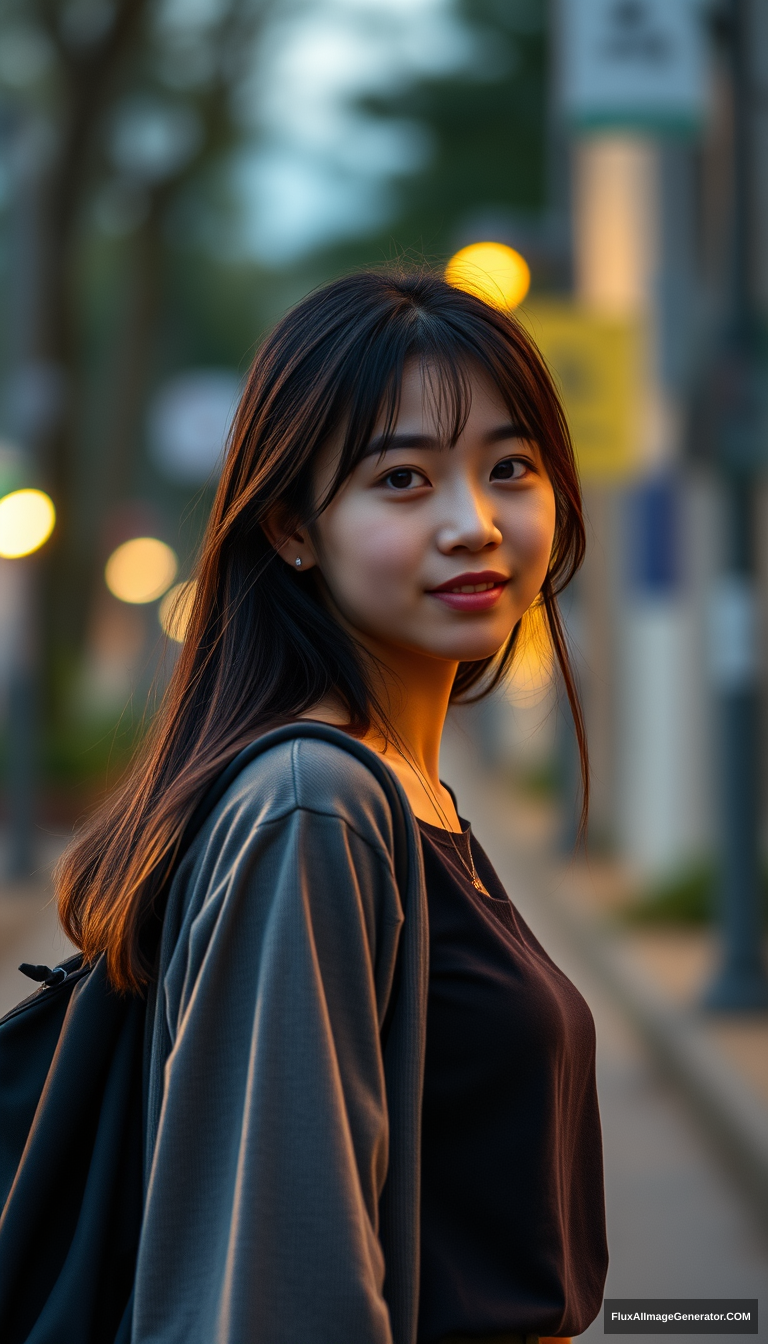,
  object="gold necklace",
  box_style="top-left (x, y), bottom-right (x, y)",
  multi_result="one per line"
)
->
top-left (407, 755), bottom-right (491, 897)
top-left (373, 722), bottom-right (491, 897)
top-left (448, 833), bottom-right (491, 897)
